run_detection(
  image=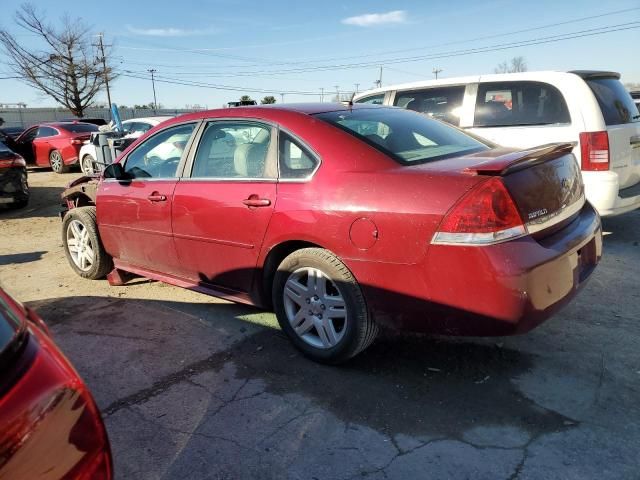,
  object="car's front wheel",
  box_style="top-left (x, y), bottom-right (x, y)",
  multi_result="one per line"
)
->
top-left (49, 150), bottom-right (68, 174)
top-left (62, 206), bottom-right (112, 279)
top-left (272, 248), bottom-right (378, 364)
top-left (80, 154), bottom-right (95, 175)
